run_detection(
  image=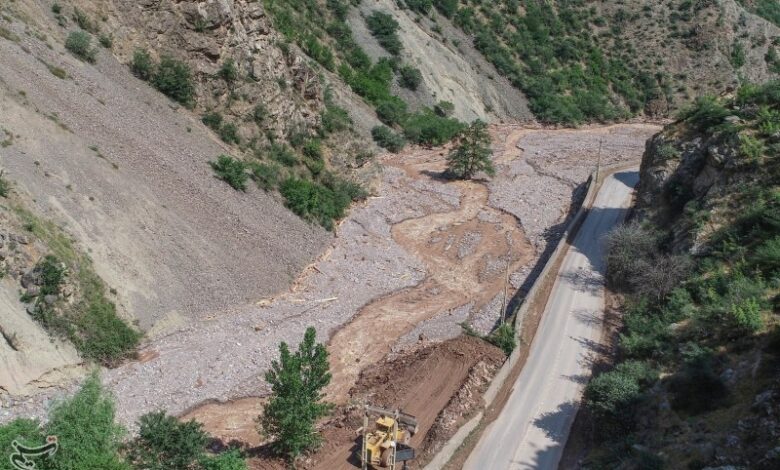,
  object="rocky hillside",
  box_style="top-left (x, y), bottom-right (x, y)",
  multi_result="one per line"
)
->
top-left (581, 81), bottom-right (780, 468)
